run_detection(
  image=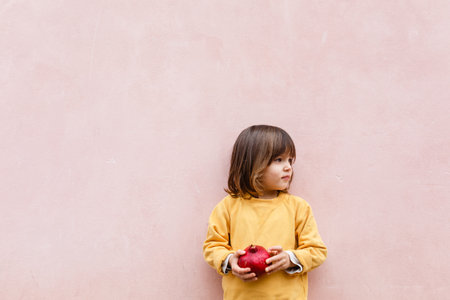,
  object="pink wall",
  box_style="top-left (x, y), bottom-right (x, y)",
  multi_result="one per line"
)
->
top-left (1, 1), bottom-right (449, 299)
